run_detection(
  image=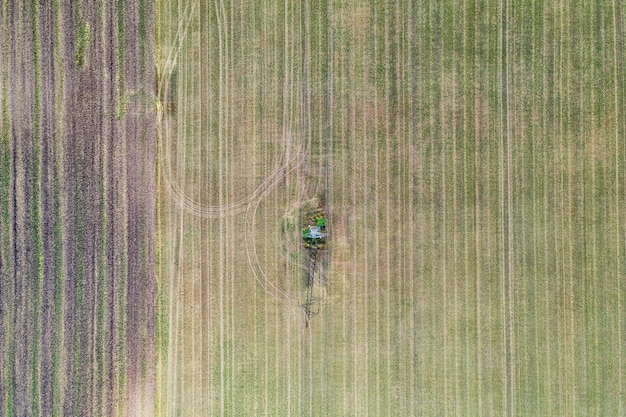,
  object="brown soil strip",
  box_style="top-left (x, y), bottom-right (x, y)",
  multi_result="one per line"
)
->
top-left (500, 1), bottom-right (514, 415)
top-left (38, 1), bottom-right (58, 414)
top-left (0, 0), bottom-right (14, 413)
top-left (9, 2), bottom-right (39, 415)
